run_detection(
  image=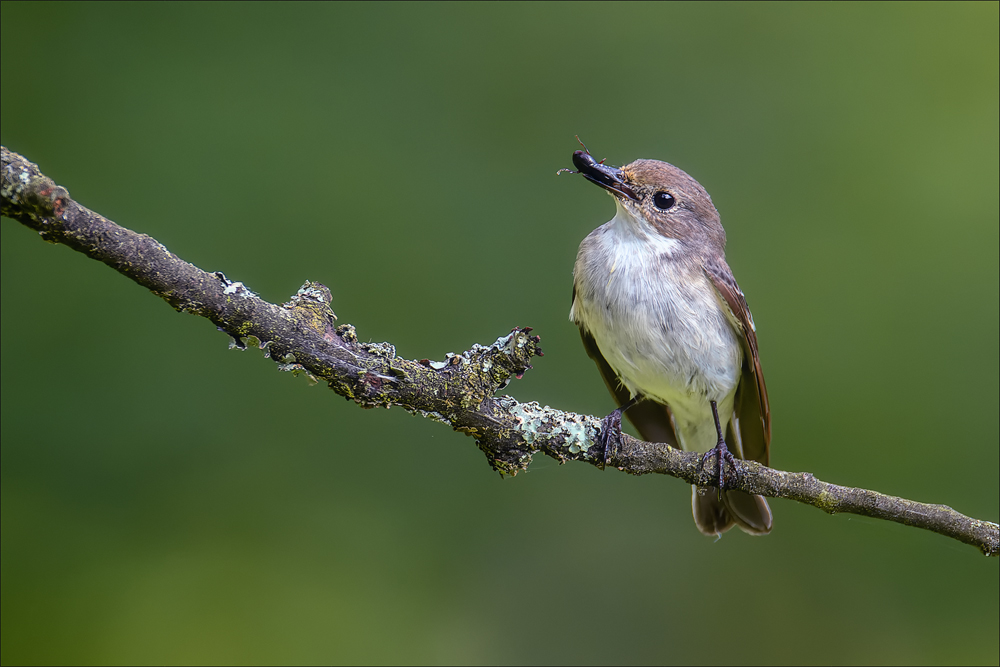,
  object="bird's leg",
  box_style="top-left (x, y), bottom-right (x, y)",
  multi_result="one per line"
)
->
top-left (596, 395), bottom-right (640, 469)
top-left (702, 400), bottom-right (737, 498)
